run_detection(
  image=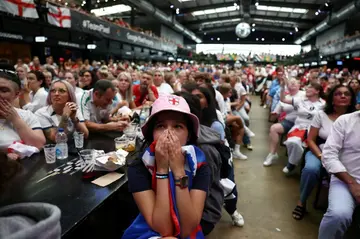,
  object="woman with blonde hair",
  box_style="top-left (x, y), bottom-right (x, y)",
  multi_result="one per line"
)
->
top-left (111, 72), bottom-right (136, 114)
top-left (35, 79), bottom-right (88, 142)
